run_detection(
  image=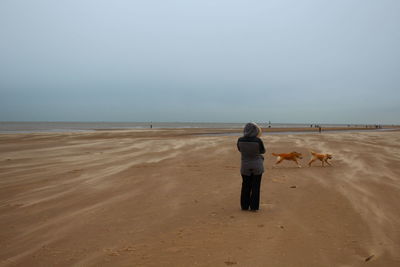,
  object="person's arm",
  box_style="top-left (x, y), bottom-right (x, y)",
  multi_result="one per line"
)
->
top-left (258, 139), bottom-right (266, 154)
top-left (237, 139), bottom-right (241, 151)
